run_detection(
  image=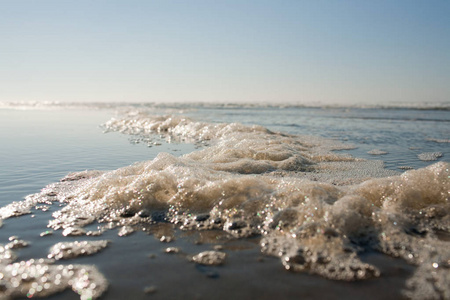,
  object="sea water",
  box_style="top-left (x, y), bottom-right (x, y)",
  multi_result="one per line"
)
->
top-left (0, 102), bottom-right (448, 299)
